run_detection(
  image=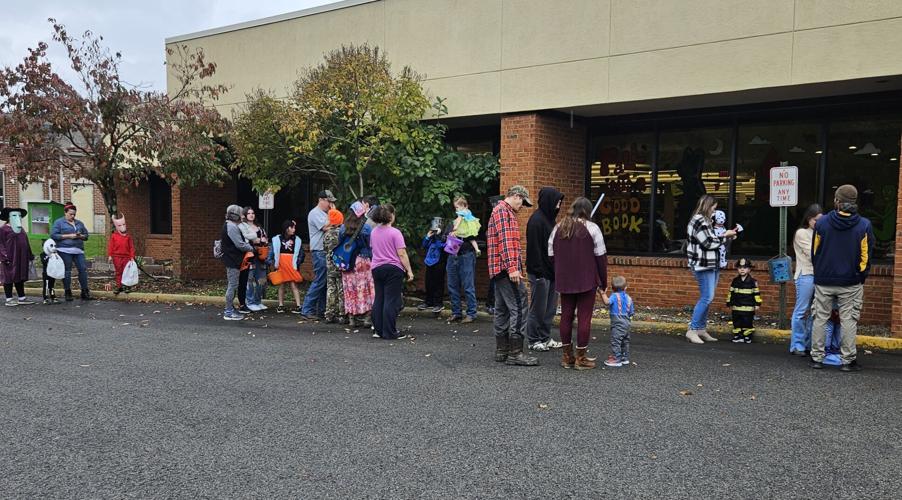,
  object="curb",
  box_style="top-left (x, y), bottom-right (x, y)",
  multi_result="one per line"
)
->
top-left (23, 287), bottom-right (902, 352)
